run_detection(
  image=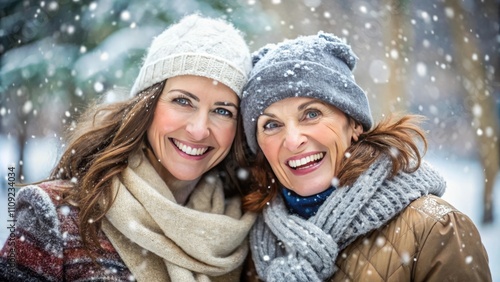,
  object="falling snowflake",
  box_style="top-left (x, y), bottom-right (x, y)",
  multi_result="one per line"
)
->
top-left (237, 168), bottom-right (249, 180)
top-left (120, 10), bottom-right (131, 21)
